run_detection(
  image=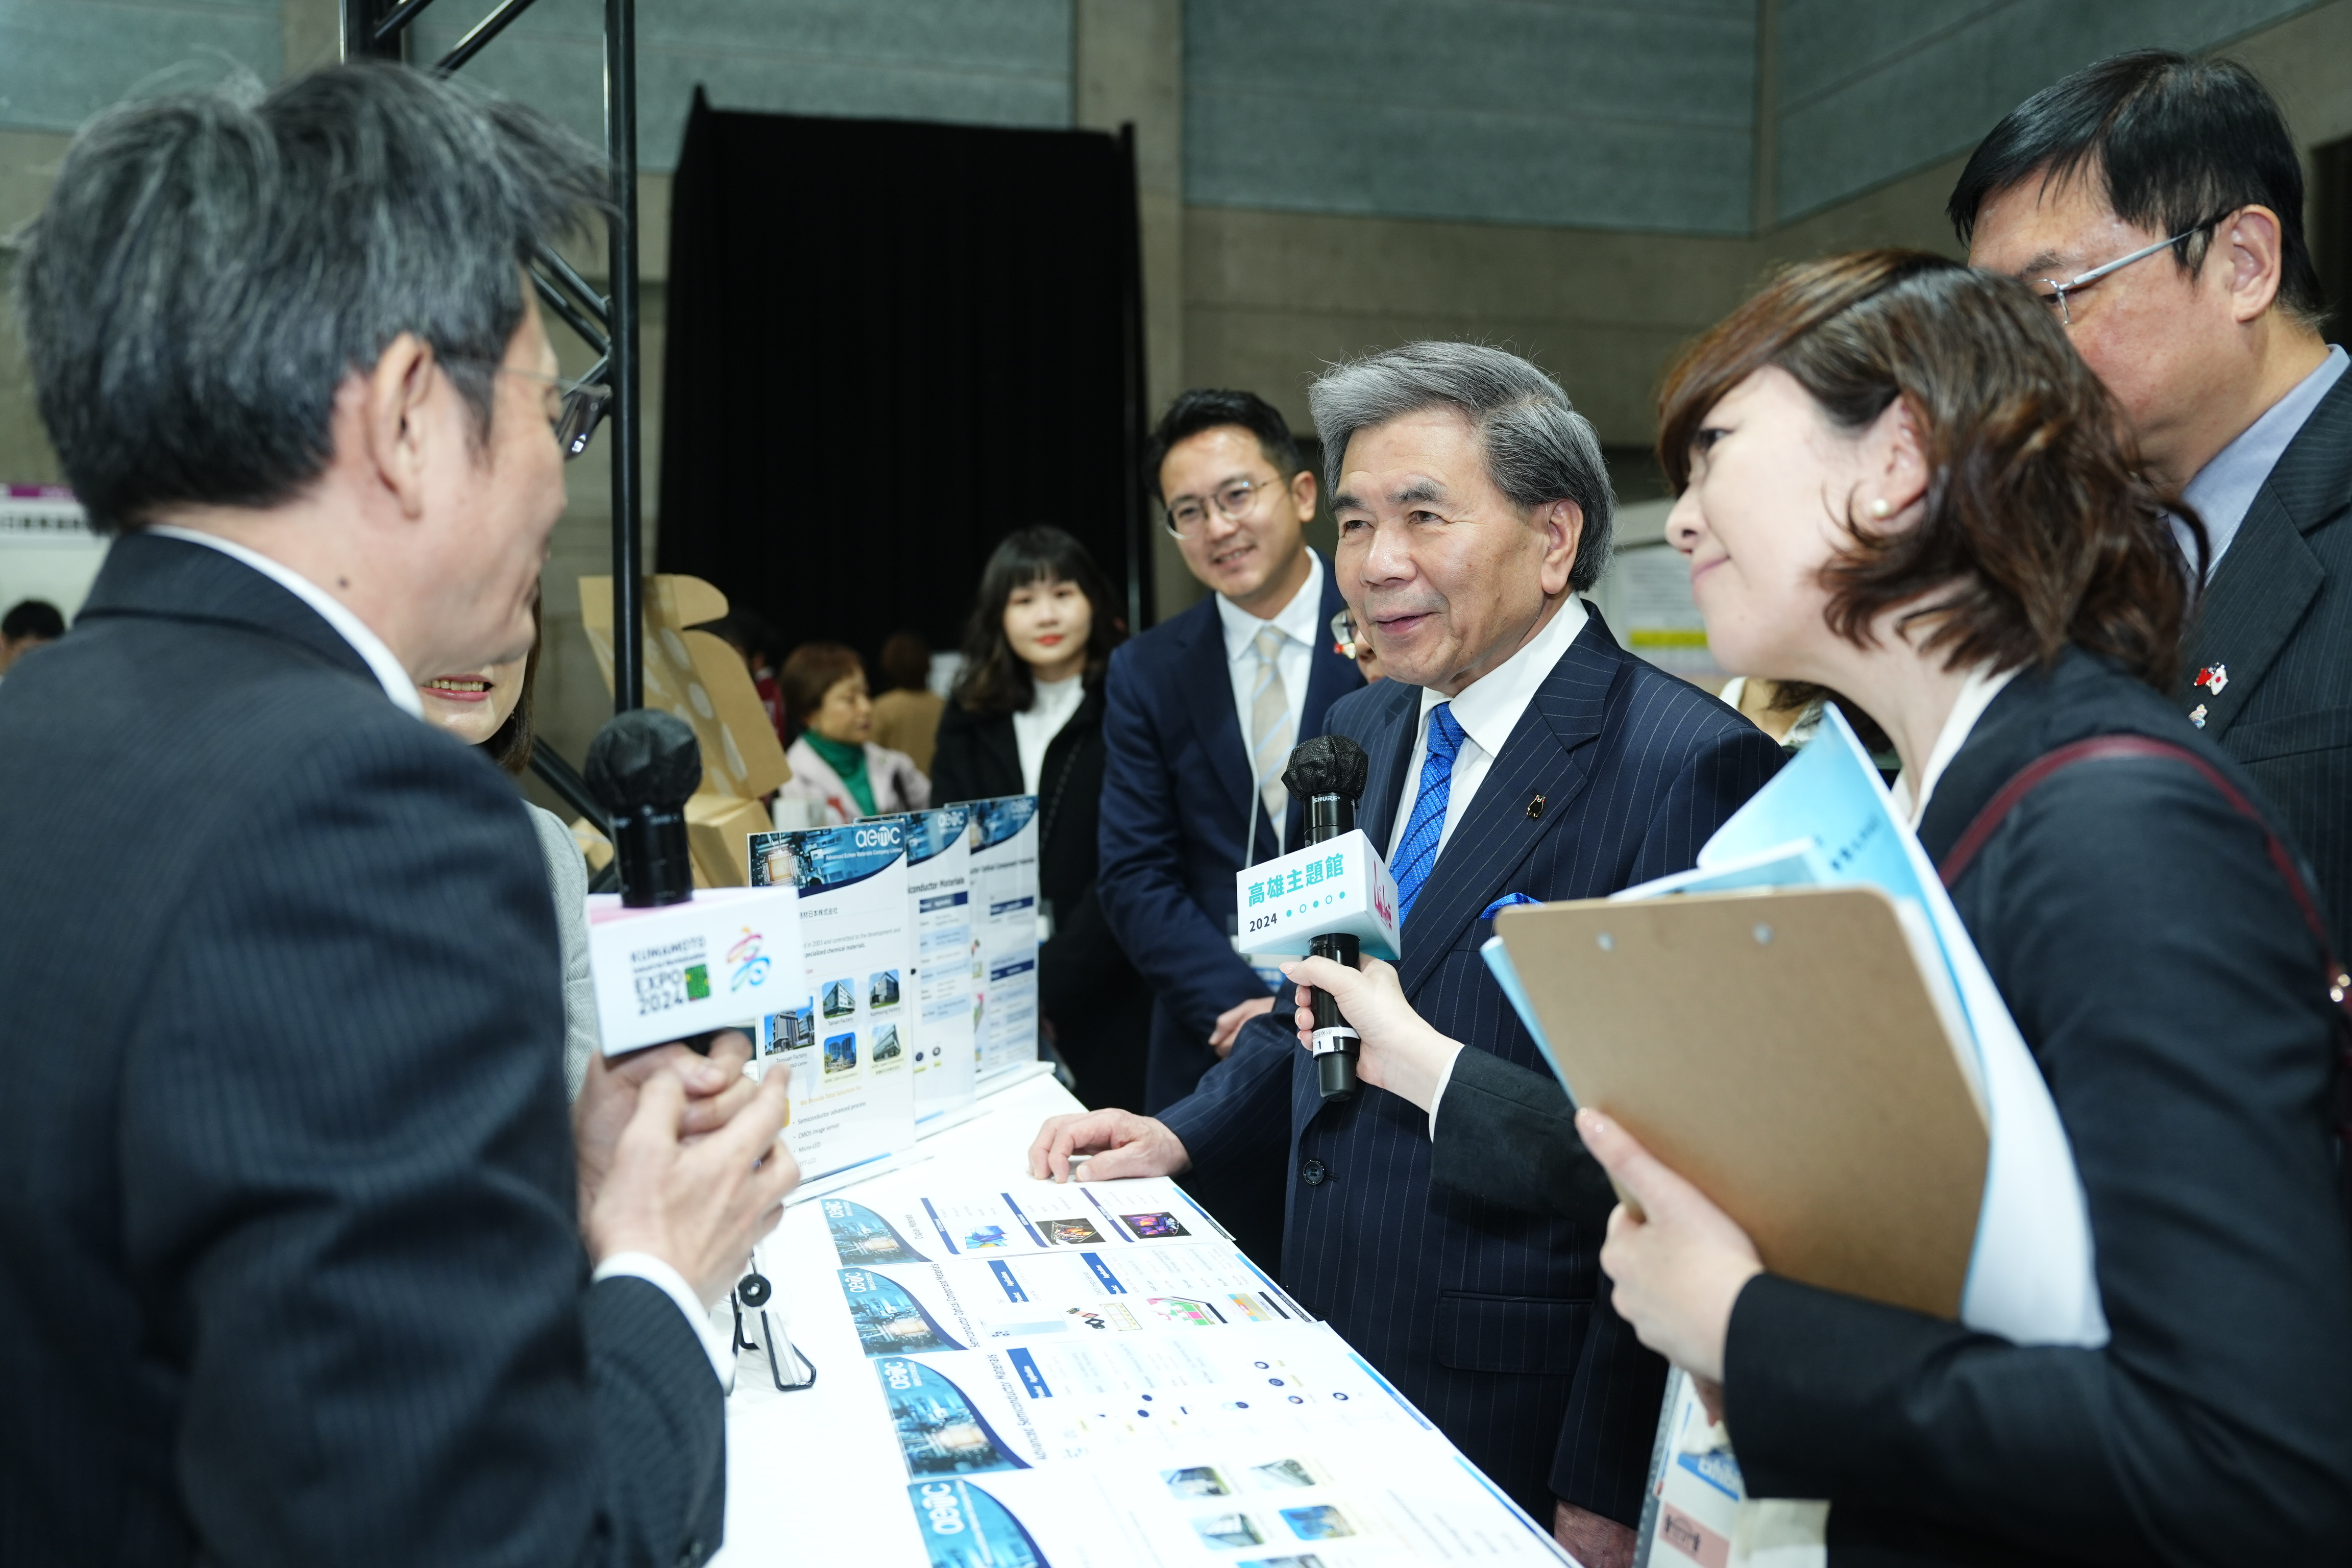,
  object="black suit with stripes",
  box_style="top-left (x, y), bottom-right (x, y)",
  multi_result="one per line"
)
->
top-left (2178, 361), bottom-right (2352, 944)
top-left (0, 534), bottom-right (726, 1568)
top-left (1158, 605), bottom-right (1783, 1525)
